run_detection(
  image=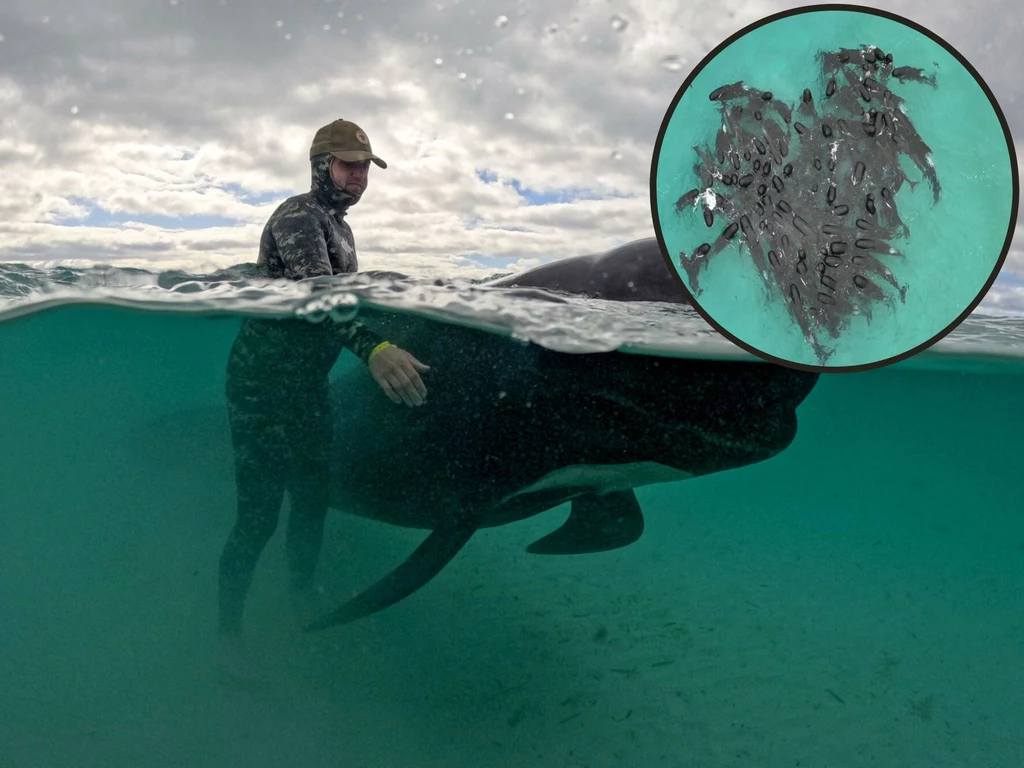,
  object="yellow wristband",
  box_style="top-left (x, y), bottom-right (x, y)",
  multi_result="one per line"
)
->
top-left (368, 341), bottom-right (392, 361)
